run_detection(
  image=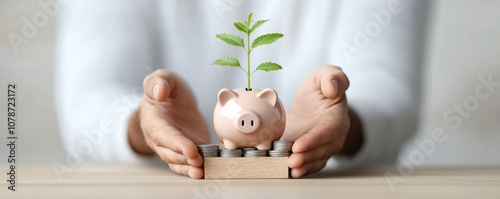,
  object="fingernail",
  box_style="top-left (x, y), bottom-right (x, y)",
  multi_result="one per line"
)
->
top-left (332, 80), bottom-right (339, 96)
top-left (152, 84), bottom-right (159, 101)
top-left (187, 168), bottom-right (194, 178)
